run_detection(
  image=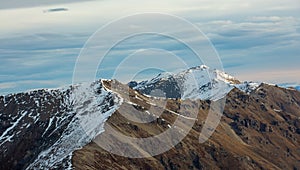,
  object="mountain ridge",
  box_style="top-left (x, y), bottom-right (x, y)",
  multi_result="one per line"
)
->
top-left (73, 80), bottom-right (300, 170)
top-left (129, 65), bottom-right (259, 100)
top-left (0, 66), bottom-right (299, 169)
